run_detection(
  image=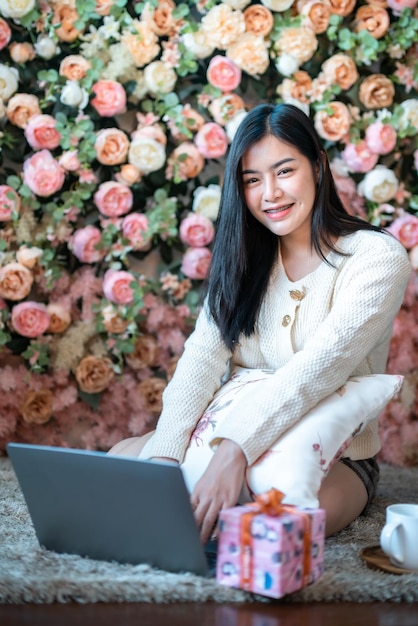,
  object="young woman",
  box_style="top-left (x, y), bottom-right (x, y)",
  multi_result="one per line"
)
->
top-left (109, 103), bottom-right (411, 545)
